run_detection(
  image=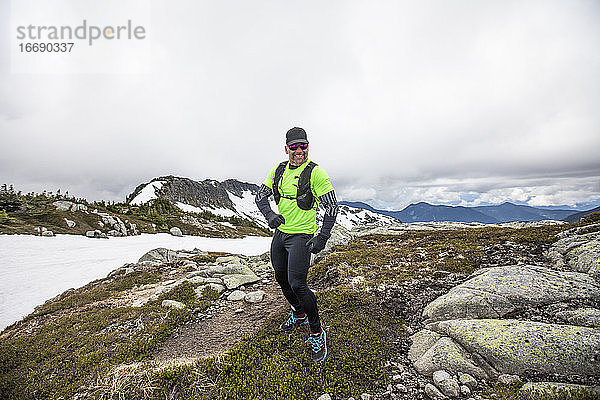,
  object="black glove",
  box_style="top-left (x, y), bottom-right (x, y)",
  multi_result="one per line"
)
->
top-left (306, 233), bottom-right (329, 254)
top-left (267, 212), bottom-right (285, 229)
